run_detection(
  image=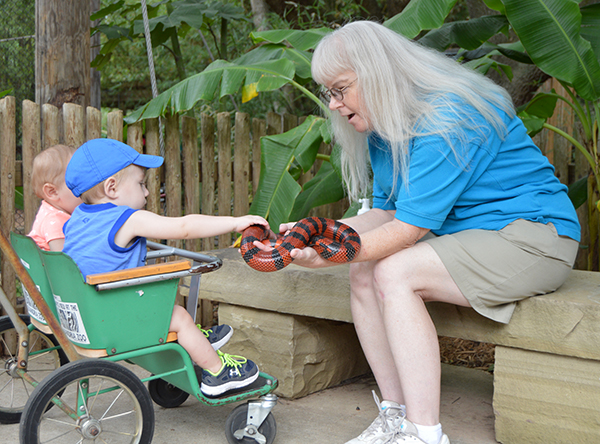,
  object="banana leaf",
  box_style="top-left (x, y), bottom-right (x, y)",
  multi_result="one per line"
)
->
top-left (503, 0), bottom-right (600, 101)
top-left (290, 146), bottom-right (346, 221)
top-left (417, 15), bottom-right (509, 51)
top-left (250, 116), bottom-right (326, 229)
top-left (250, 28), bottom-right (332, 51)
top-left (581, 4), bottom-right (600, 59)
top-left (125, 58), bottom-right (298, 123)
top-left (384, 0), bottom-right (458, 39)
